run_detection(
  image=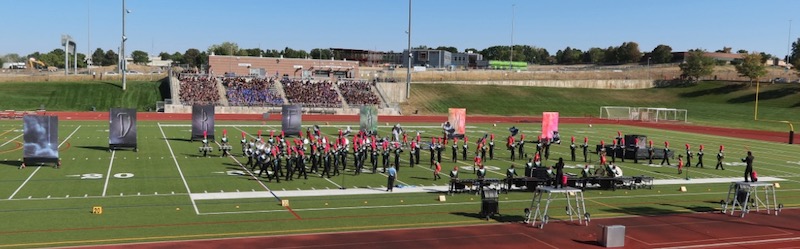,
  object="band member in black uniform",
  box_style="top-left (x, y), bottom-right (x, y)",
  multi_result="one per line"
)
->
top-left (414, 137), bottom-right (421, 164)
top-left (632, 137), bottom-right (640, 164)
top-left (393, 143), bottom-right (403, 172)
top-left (685, 144), bottom-right (693, 168)
top-left (462, 136), bottom-right (468, 161)
top-left (554, 157), bottom-right (565, 188)
top-left (285, 150), bottom-right (295, 181)
top-left (696, 144), bottom-right (705, 168)
top-left (371, 143), bottom-right (379, 173)
top-left (660, 141), bottom-right (671, 166)
top-left (742, 151), bottom-right (754, 182)
top-left (322, 150), bottom-right (333, 178)
top-left (505, 165), bottom-right (518, 193)
top-left (449, 166), bottom-right (459, 194)
top-left (489, 134), bottom-right (495, 160)
top-left (269, 155), bottom-right (281, 183)
top-left (648, 140), bottom-right (655, 164)
top-left (518, 134), bottom-right (526, 160)
top-left (570, 136), bottom-right (577, 161)
top-left (610, 140), bottom-right (617, 164)
top-left (451, 138), bottom-right (458, 163)
top-left (582, 137), bottom-right (589, 163)
top-left (382, 140), bottom-right (390, 173)
top-left (544, 139), bottom-right (551, 161)
top-left (715, 145), bottom-right (725, 170)
top-left (436, 139), bottom-right (443, 164)
top-left (295, 151), bottom-right (308, 179)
